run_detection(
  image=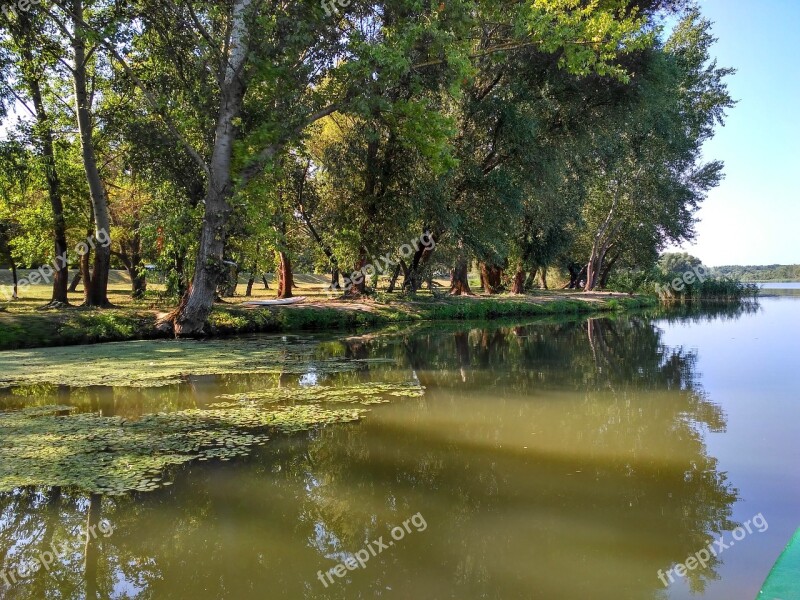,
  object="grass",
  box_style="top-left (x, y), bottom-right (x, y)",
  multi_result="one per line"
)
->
top-left (0, 269), bottom-right (656, 351)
